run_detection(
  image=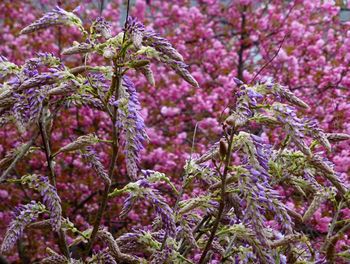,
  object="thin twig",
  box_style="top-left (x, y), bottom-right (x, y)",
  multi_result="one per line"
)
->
top-left (250, 34), bottom-right (288, 84)
top-left (237, 7), bottom-right (247, 81)
top-left (99, 0), bottom-right (105, 16)
top-left (198, 127), bottom-right (236, 263)
top-left (179, 214), bottom-right (211, 255)
top-left (321, 199), bottom-right (343, 252)
top-left (57, 0), bottom-right (62, 59)
top-left (324, 217), bottom-right (350, 261)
